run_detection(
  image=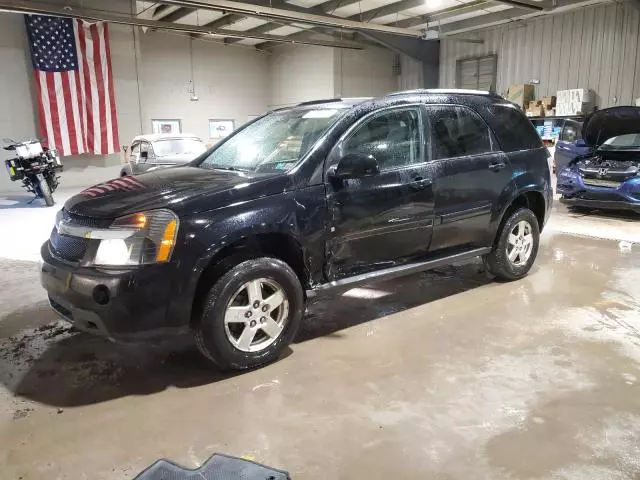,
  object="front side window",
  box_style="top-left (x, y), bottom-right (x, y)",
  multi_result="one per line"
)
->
top-left (139, 142), bottom-right (150, 163)
top-left (343, 108), bottom-right (422, 171)
top-left (429, 106), bottom-right (492, 160)
top-left (129, 142), bottom-right (140, 163)
top-left (560, 120), bottom-right (583, 143)
top-left (198, 107), bottom-right (347, 173)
